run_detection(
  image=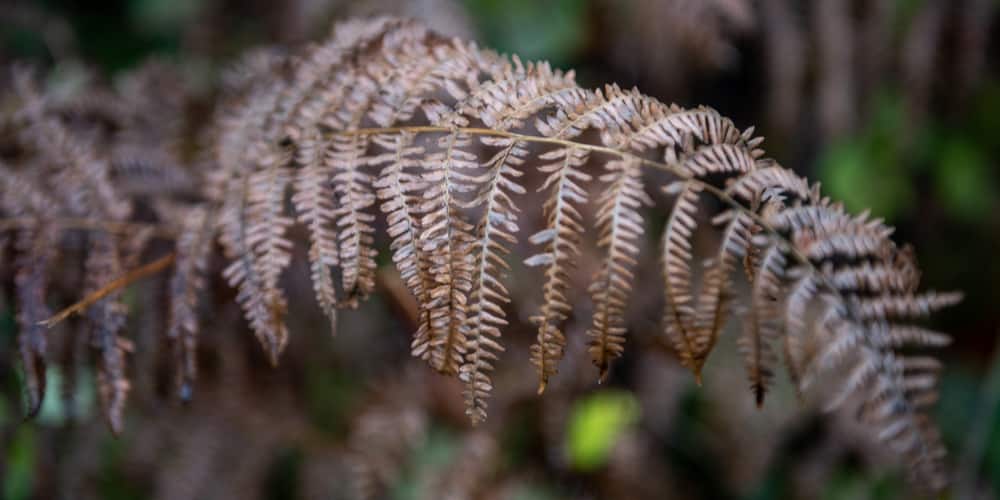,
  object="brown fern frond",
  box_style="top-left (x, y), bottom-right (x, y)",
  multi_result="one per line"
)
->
top-left (290, 128), bottom-right (340, 333)
top-left (690, 209), bottom-right (752, 376)
top-left (460, 134), bottom-right (525, 423)
top-left (588, 158), bottom-right (650, 380)
top-left (328, 135), bottom-right (378, 306)
top-left (13, 225), bottom-right (57, 417)
top-left (86, 232), bottom-right (131, 435)
top-left (739, 243), bottom-right (785, 406)
top-left (0, 166), bottom-right (59, 415)
top-left (166, 206), bottom-right (213, 399)
top-left (418, 131), bottom-right (476, 375)
top-left (0, 67), bottom-right (178, 429)
top-left (457, 60), bottom-right (578, 395)
top-left (2, 17), bottom-right (963, 491)
top-left (216, 68), bottom-right (291, 364)
top-left (372, 131), bottom-right (435, 356)
top-left (527, 146), bottom-right (591, 393)
top-left (241, 152), bottom-right (294, 362)
top-left (661, 181), bottom-right (702, 376)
